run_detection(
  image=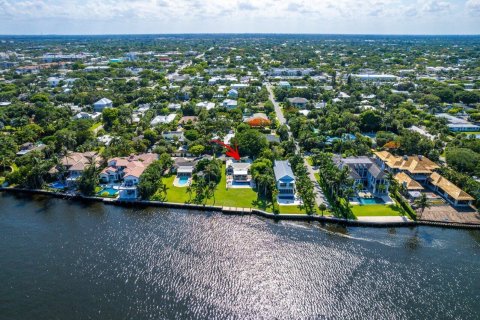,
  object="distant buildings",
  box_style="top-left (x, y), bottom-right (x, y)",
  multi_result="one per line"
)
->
top-left (93, 98), bottom-right (113, 112)
top-left (228, 89), bottom-right (238, 98)
top-left (16, 142), bottom-right (46, 156)
top-left (288, 97), bottom-right (308, 108)
top-left (435, 113), bottom-right (480, 132)
top-left (408, 125), bottom-right (436, 140)
top-left (151, 114), bottom-right (176, 126)
top-left (278, 81), bottom-right (291, 89)
top-left (351, 74), bottom-right (397, 82)
top-left (244, 113), bottom-right (271, 127)
top-left (231, 83), bottom-right (249, 90)
top-left (222, 99), bottom-right (238, 109)
top-left (268, 68), bottom-right (313, 77)
top-left (74, 112), bottom-right (101, 121)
